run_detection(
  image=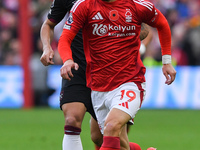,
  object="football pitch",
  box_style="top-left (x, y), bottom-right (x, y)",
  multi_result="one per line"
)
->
top-left (0, 108), bottom-right (199, 150)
